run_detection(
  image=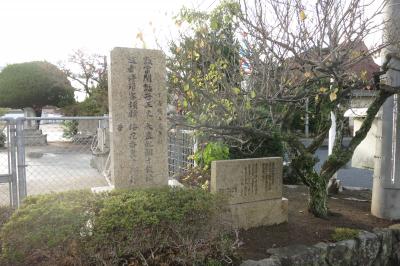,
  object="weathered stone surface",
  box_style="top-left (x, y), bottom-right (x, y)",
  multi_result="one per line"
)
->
top-left (389, 225), bottom-right (400, 265)
top-left (373, 228), bottom-right (393, 266)
top-left (108, 48), bottom-right (168, 188)
top-left (241, 256), bottom-right (281, 266)
top-left (326, 239), bottom-right (357, 266)
top-left (267, 245), bottom-right (327, 266)
top-left (211, 157), bottom-right (287, 229)
top-left (23, 128), bottom-right (47, 146)
top-left (356, 231), bottom-right (380, 266)
top-left (23, 107), bottom-right (37, 129)
top-left (230, 197), bottom-right (288, 230)
top-left (211, 157), bottom-right (283, 204)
